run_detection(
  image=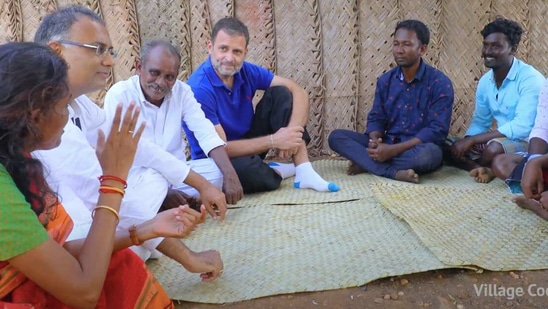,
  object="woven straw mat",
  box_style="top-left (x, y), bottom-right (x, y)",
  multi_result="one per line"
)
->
top-left (235, 160), bottom-right (379, 206)
top-left (147, 200), bottom-right (447, 303)
top-left (148, 160), bottom-right (450, 303)
top-left (372, 168), bottom-right (548, 271)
